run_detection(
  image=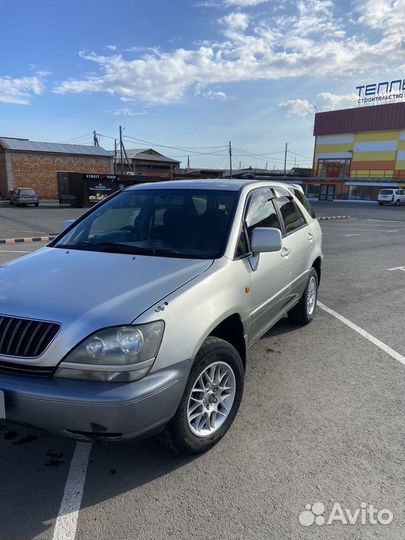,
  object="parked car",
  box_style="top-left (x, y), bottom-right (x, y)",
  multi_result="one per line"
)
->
top-left (0, 180), bottom-right (322, 454)
top-left (8, 187), bottom-right (39, 207)
top-left (377, 188), bottom-right (405, 205)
